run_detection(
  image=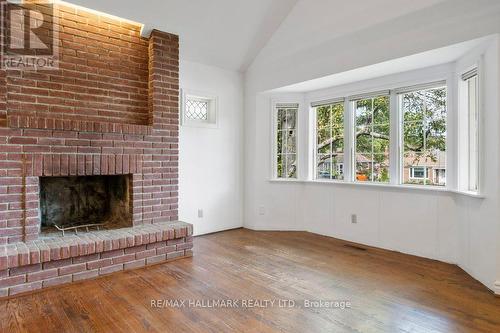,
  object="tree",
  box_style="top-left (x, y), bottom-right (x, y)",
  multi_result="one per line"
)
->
top-left (316, 87), bottom-right (446, 182)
